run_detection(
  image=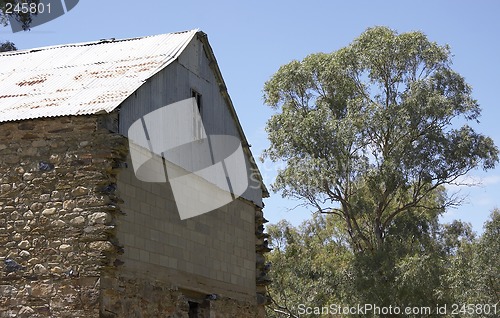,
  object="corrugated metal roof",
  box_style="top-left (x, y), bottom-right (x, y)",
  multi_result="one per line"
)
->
top-left (0, 30), bottom-right (198, 122)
